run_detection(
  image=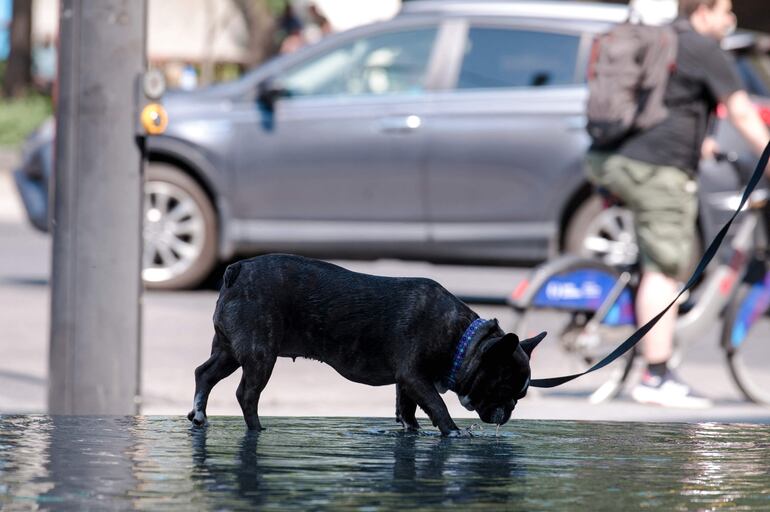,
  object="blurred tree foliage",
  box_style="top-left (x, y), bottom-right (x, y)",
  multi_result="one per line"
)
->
top-left (0, 0), bottom-right (49, 147)
top-left (0, 93), bottom-right (51, 147)
top-left (2, 0), bottom-right (32, 98)
top-left (232, 0), bottom-right (292, 71)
